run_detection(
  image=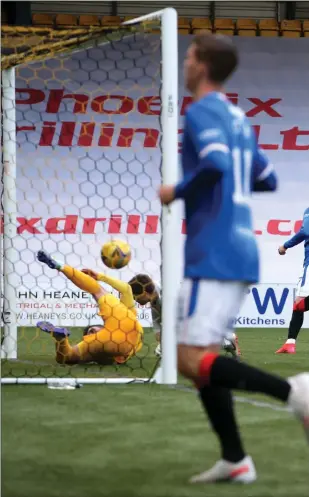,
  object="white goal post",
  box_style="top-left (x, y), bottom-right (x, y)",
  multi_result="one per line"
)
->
top-left (1, 67), bottom-right (18, 361)
top-left (1, 8), bottom-right (179, 385)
